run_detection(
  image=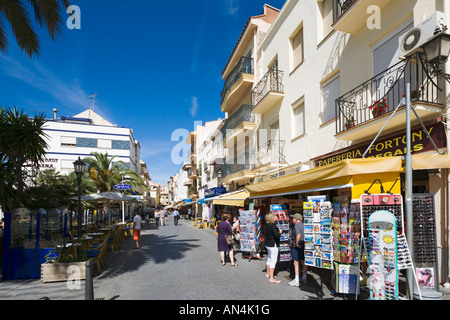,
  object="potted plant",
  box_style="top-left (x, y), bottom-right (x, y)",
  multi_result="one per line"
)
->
top-left (41, 242), bottom-right (87, 283)
top-left (406, 86), bottom-right (425, 101)
top-left (370, 98), bottom-right (388, 118)
top-left (345, 116), bottom-right (355, 129)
